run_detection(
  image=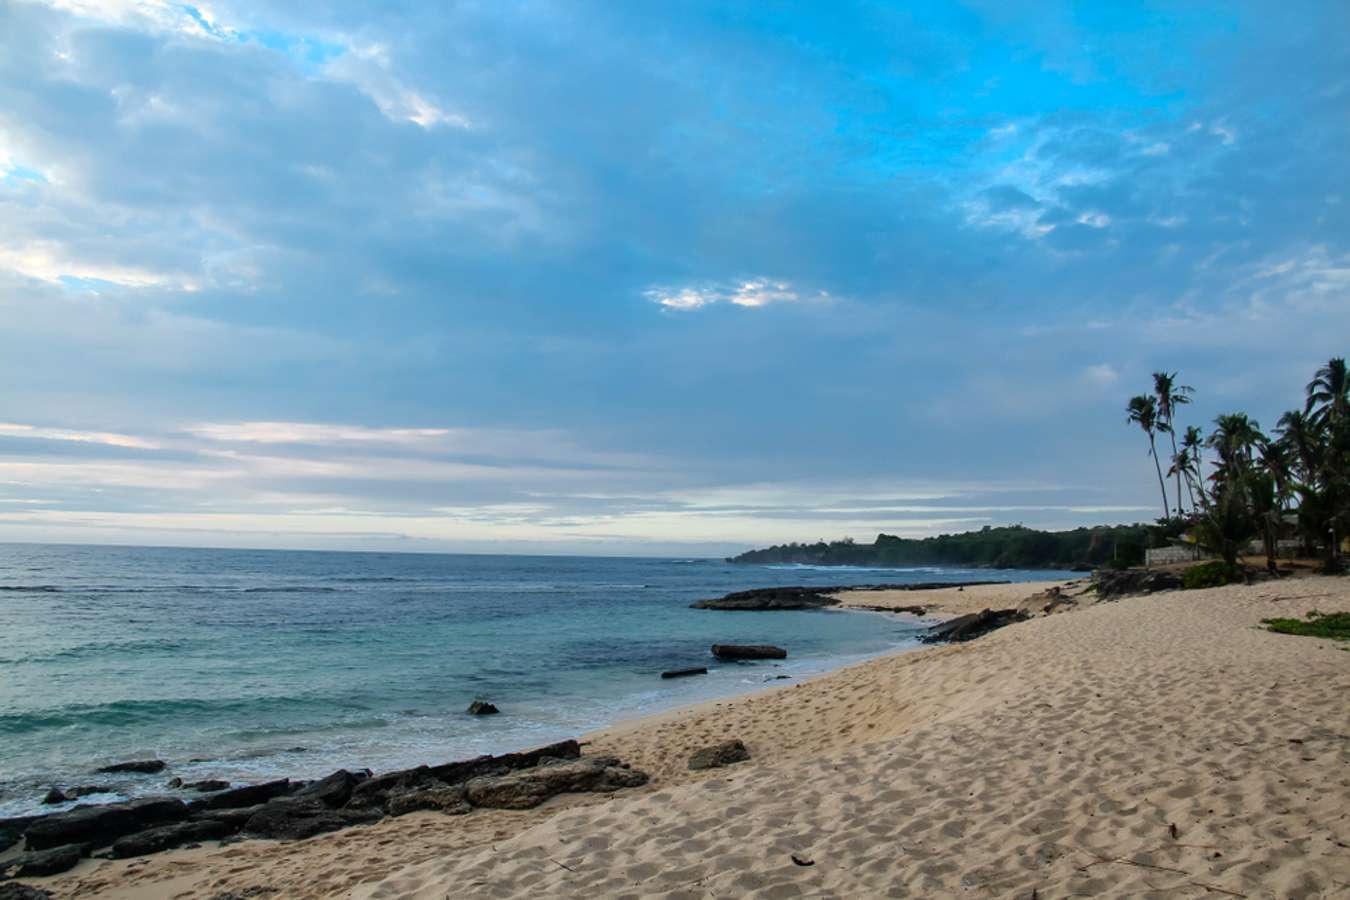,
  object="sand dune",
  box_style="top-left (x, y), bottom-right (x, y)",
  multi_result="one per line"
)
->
top-left (35, 577), bottom-right (1350, 899)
